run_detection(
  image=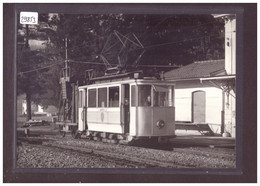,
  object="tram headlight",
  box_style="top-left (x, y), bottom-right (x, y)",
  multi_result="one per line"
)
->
top-left (156, 120), bottom-right (165, 129)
